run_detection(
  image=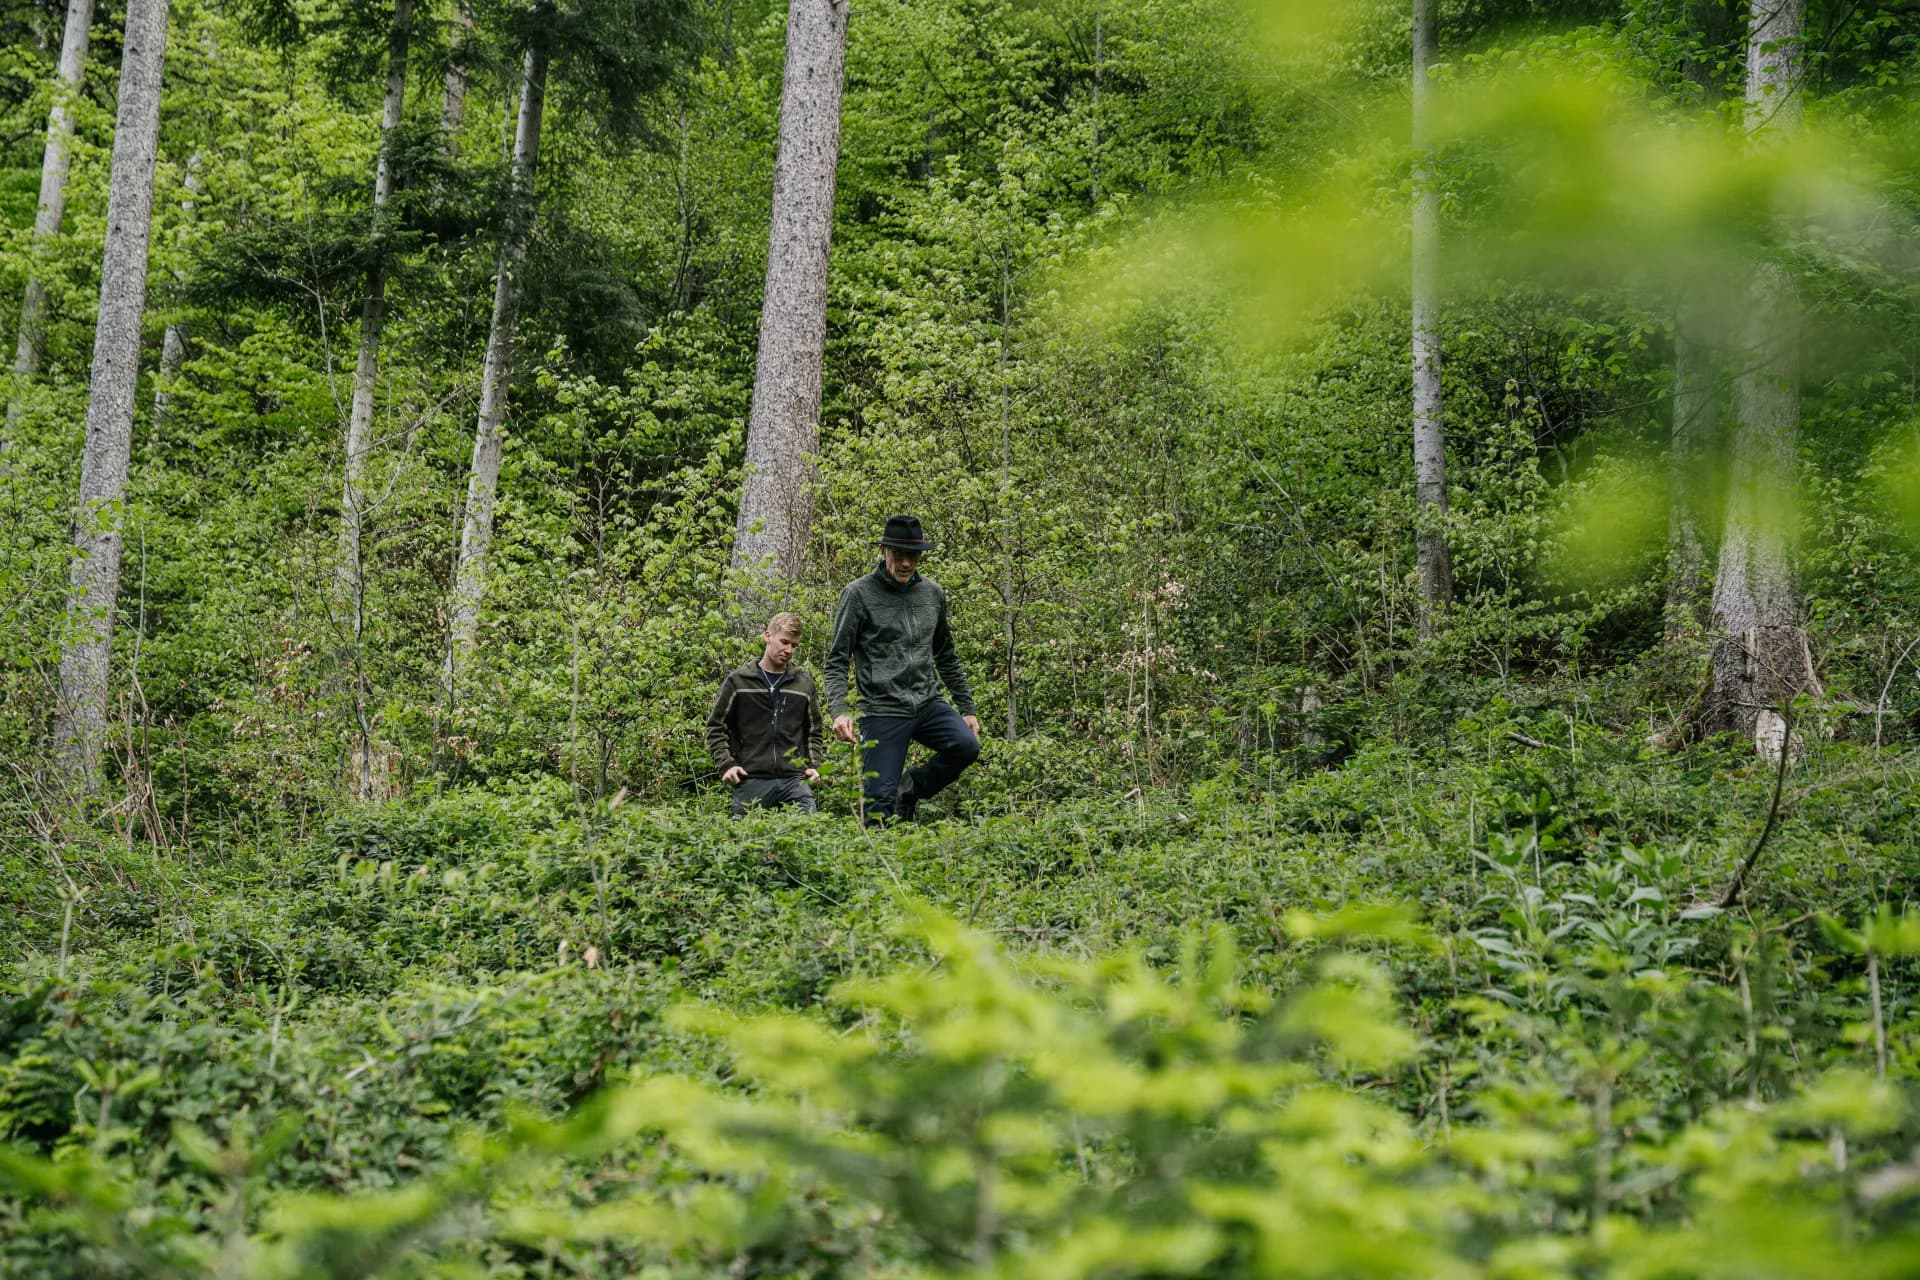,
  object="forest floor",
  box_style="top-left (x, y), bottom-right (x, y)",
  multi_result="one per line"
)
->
top-left (3, 710), bottom-right (1919, 1275)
